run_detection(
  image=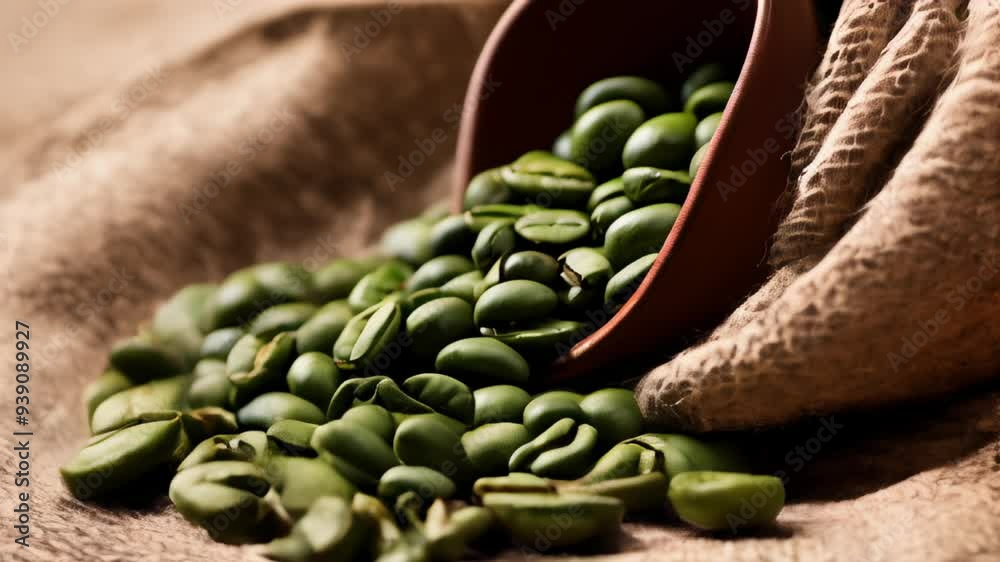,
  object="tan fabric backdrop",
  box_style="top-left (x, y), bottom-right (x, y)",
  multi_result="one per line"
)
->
top-left (0, 1), bottom-right (997, 561)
